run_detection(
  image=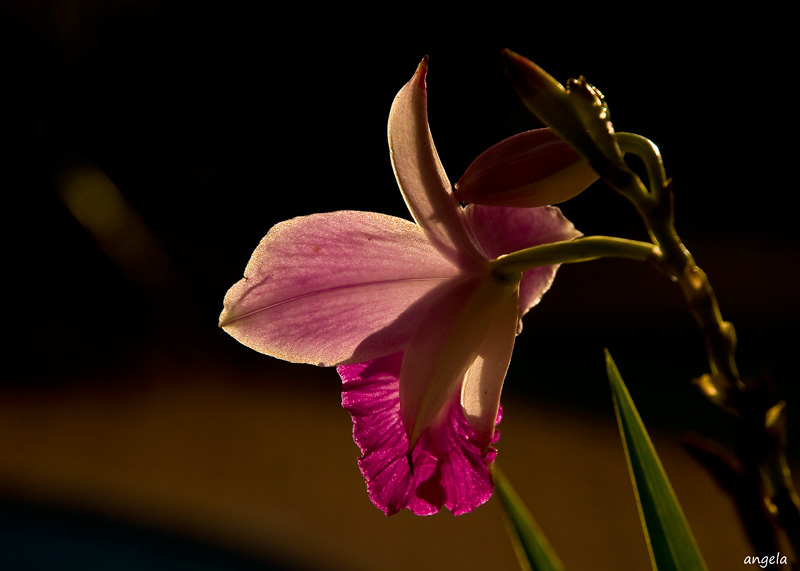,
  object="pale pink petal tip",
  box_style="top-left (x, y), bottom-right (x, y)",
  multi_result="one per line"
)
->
top-left (339, 353), bottom-right (501, 516)
top-left (219, 211), bottom-right (460, 367)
